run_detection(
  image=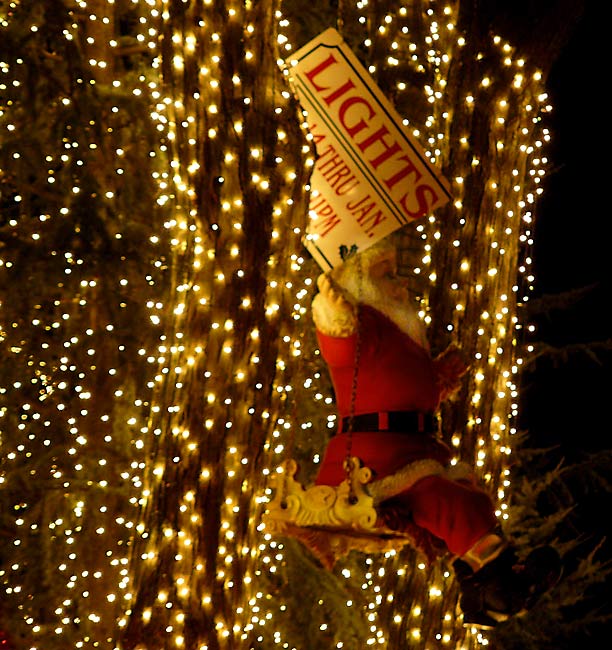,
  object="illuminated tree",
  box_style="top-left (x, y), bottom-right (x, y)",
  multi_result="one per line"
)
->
top-left (1, 1), bottom-right (600, 650)
top-left (0, 0), bottom-right (165, 644)
top-left (118, 2), bottom-right (313, 648)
